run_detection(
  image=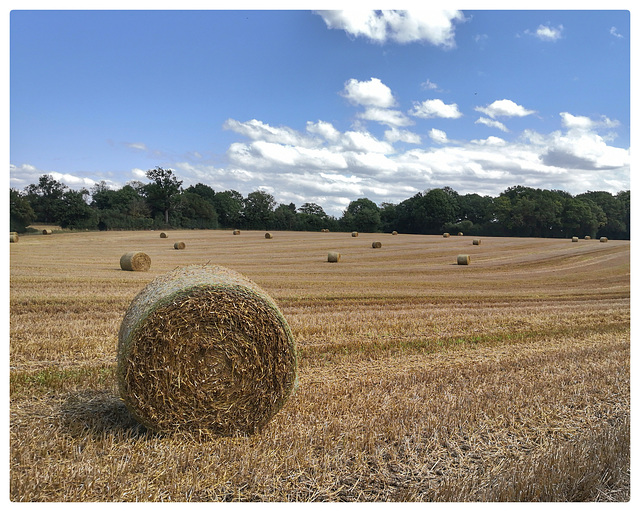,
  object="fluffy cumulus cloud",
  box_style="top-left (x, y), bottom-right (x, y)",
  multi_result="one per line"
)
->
top-left (12, 79), bottom-right (628, 219)
top-left (341, 77), bottom-right (396, 108)
top-left (409, 99), bottom-right (463, 119)
top-left (531, 24), bottom-right (564, 41)
top-left (475, 99), bottom-right (536, 119)
top-left (315, 10), bottom-right (466, 47)
top-left (214, 90), bottom-right (628, 215)
top-left (475, 117), bottom-right (509, 132)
